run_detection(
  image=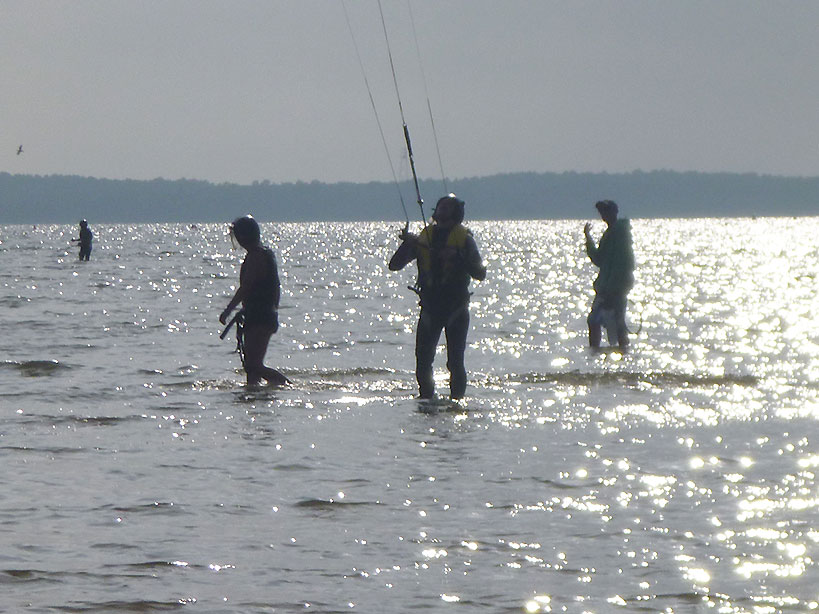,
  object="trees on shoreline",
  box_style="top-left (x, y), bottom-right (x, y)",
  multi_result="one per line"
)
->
top-left (1, 170), bottom-right (817, 224)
